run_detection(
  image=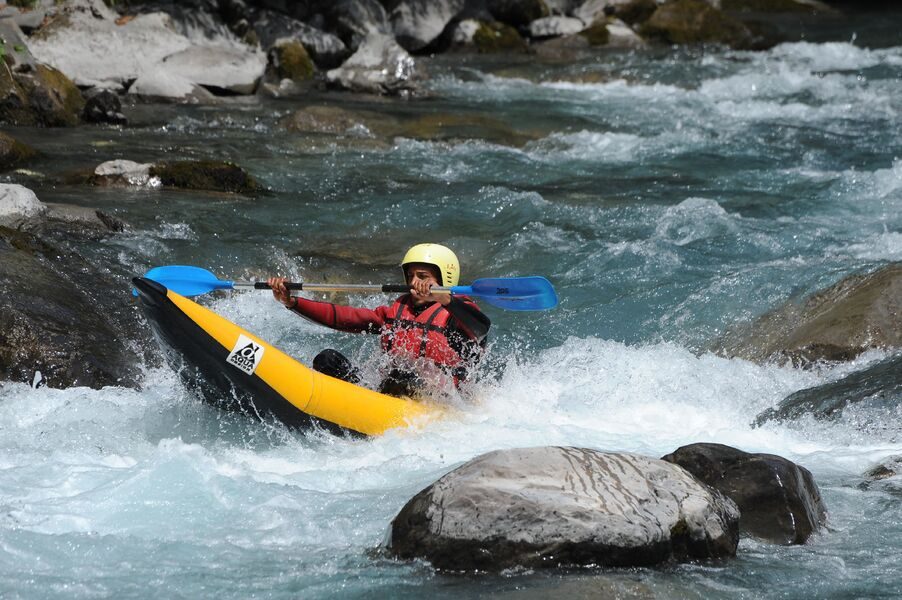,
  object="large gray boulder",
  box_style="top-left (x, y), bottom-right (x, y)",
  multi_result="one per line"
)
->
top-left (29, 1), bottom-right (264, 101)
top-left (30, 6), bottom-right (192, 88)
top-left (662, 443), bottom-right (827, 545)
top-left (716, 263), bottom-right (902, 366)
top-left (389, 0), bottom-right (466, 52)
top-left (389, 447), bottom-right (740, 570)
top-left (159, 45), bottom-right (265, 95)
top-left (326, 33), bottom-right (420, 95)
